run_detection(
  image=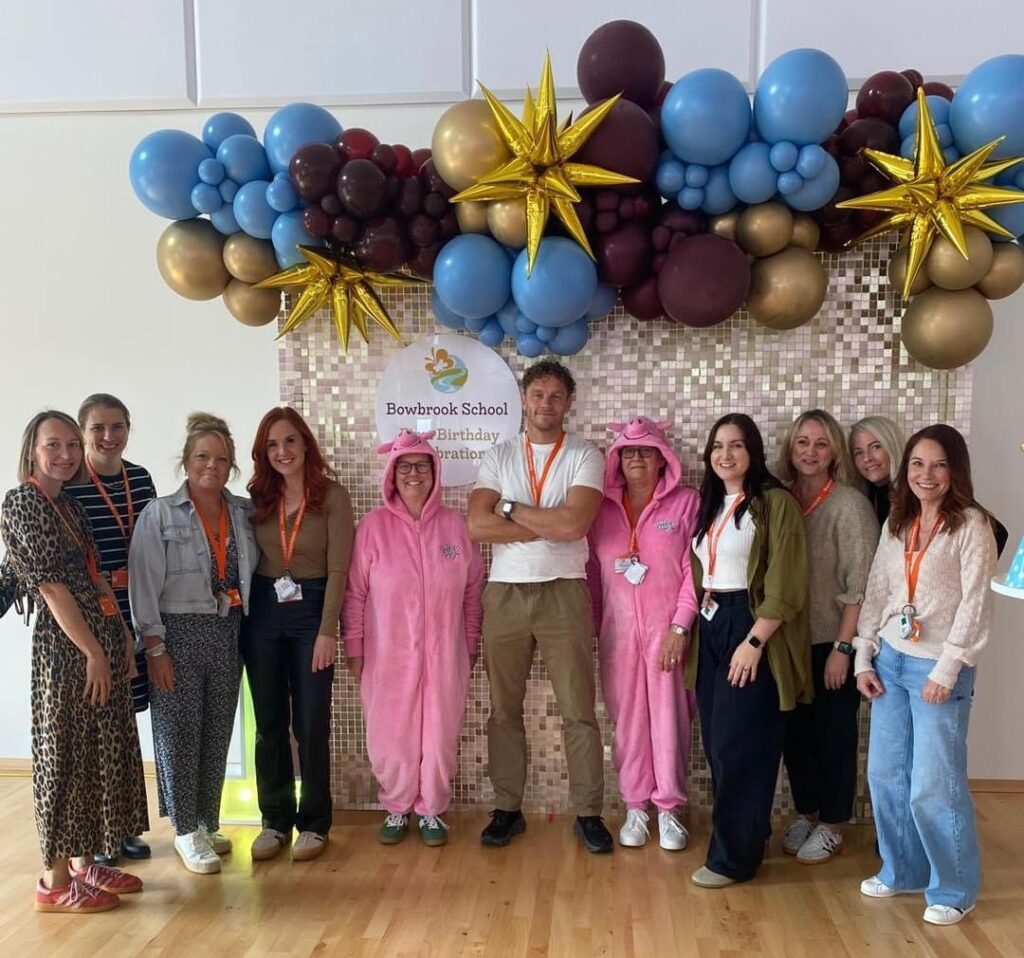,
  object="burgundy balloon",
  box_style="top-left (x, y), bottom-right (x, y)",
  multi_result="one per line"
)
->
top-left (856, 71), bottom-right (915, 126)
top-left (595, 223), bottom-right (652, 287)
top-left (337, 158), bottom-right (387, 218)
top-left (657, 204), bottom-right (704, 235)
top-left (656, 234), bottom-right (750, 328)
top-left (622, 275), bottom-right (663, 320)
top-left (922, 81), bottom-right (954, 101)
top-left (407, 213), bottom-right (440, 247)
top-left (396, 177), bottom-right (423, 218)
top-left (289, 142), bottom-right (341, 202)
top-left (422, 191), bottom-right (448, 218)
top-left (651, 225), bottom-right (671, 253)
top-left (355, 217), bottom-right (407, 272)
top-left (594, 211), bottom-right (618, 233)
top-left (338, 128), bottom-right (380, 161)
top-left (392, 144), bottom-right (415, 176)
top-left (819, 185), bottom-right (856, 227)
top-left (301, 205), bottom-right (332, 239)
top-left (385, 174), bottom-right (401, 202)
top-left (419, 159), bottom-right (454, 198)
top-left (371, 144), bottom-right (398, 174)
top-left (438, 211), bottom-right (458, 240)
top-left (574, 100), bottom-right (659, 183)
top-left (577, 20), bottom-right (666, 107)
top-left (320, 193), bottom-right (343, 216)
top-left (839, 153), bottom-right (868, 183)
top-left (411, 148), bottom-right (432, 174)
top-left (839, 117), bottom-right (900, 157)
top-left (331, 215), bottom-right (359, 244)
top-left (408, 241), bottom-right (441, 278)
top-left (901, 68), bottom-right (924, 91)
